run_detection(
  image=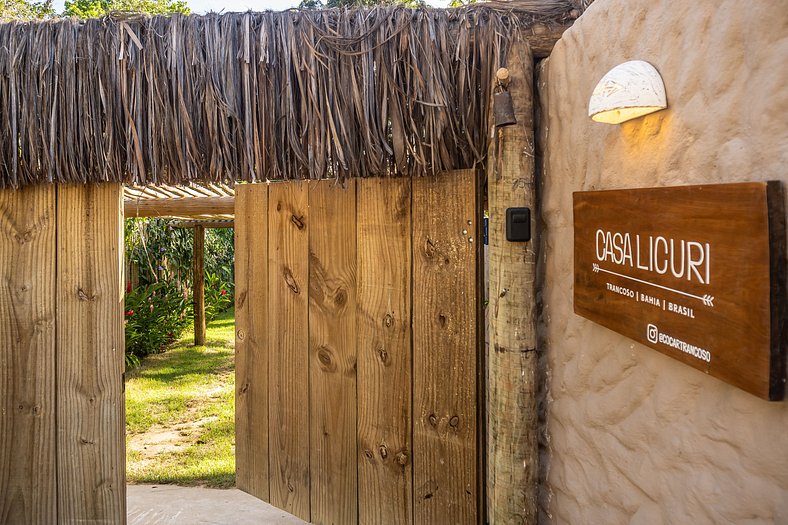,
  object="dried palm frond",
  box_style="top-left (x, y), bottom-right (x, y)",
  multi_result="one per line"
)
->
top-left (0, 2), bottom-right (576, 188)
